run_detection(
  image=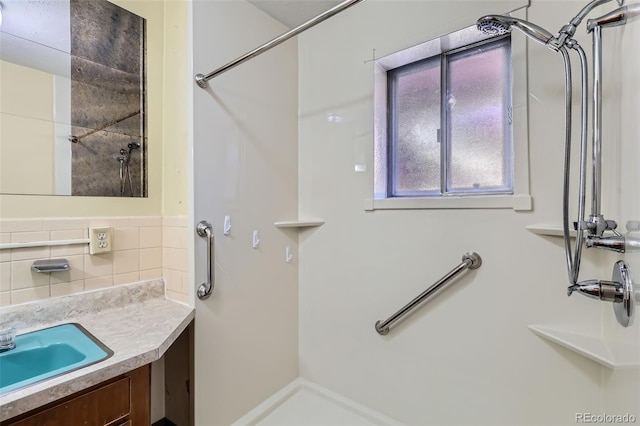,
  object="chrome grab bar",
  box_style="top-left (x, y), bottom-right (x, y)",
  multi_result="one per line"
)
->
top-left (197, 221), bottom-right (214, 300)
top-left (375, 252), bottom-right (482, 335)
